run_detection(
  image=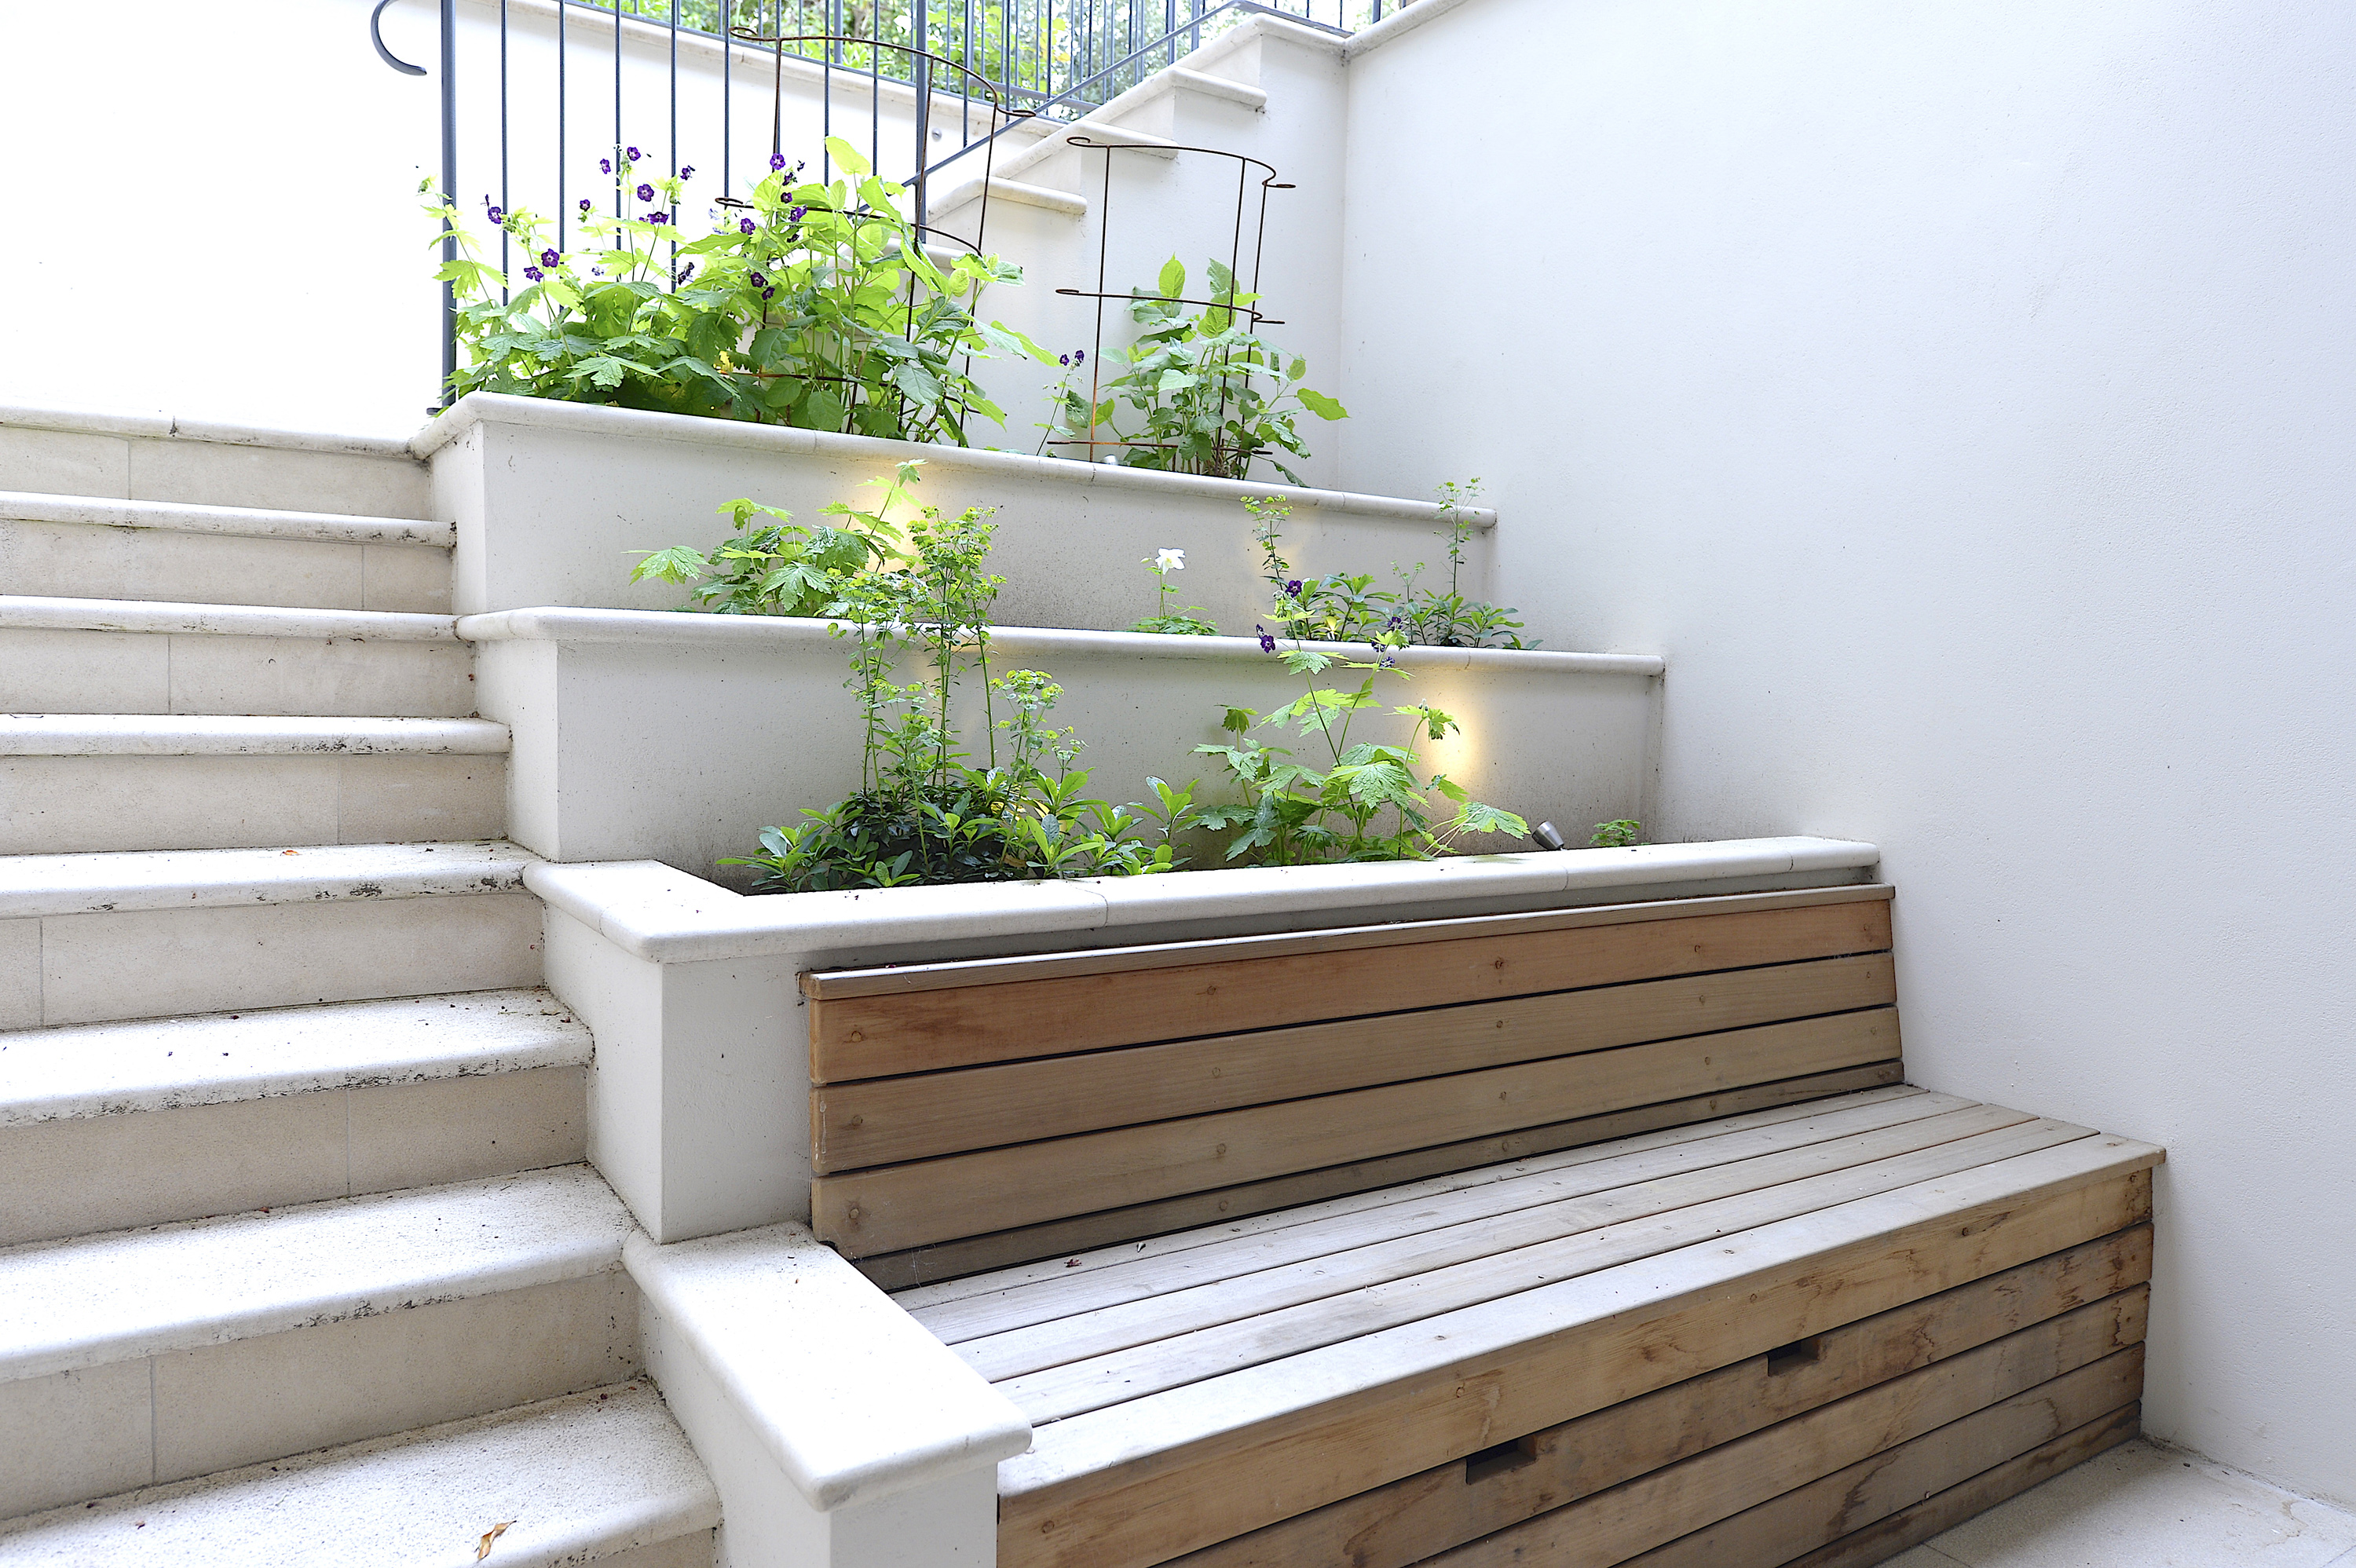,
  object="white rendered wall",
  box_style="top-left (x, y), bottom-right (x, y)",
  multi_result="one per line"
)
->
top-left (1336, 0), bottom-right (2356, 1508)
